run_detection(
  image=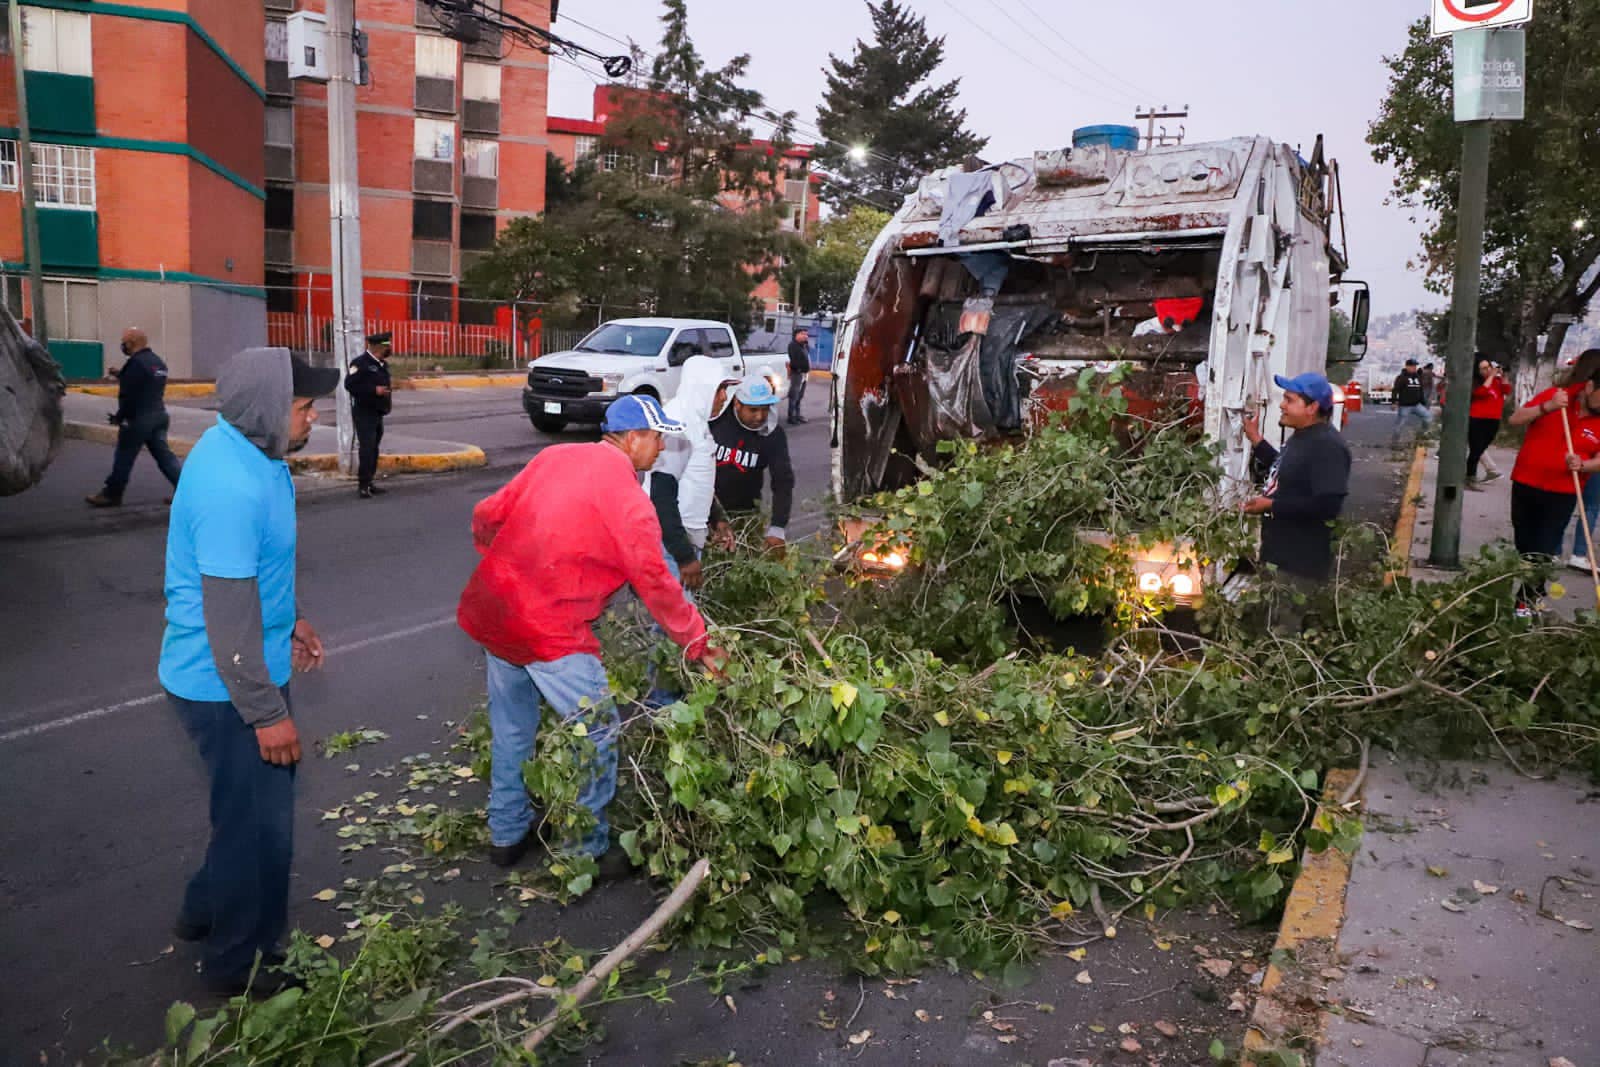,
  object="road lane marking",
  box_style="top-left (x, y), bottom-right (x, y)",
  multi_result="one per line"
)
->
top-left (0, 614), bottom-right (461, 746)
